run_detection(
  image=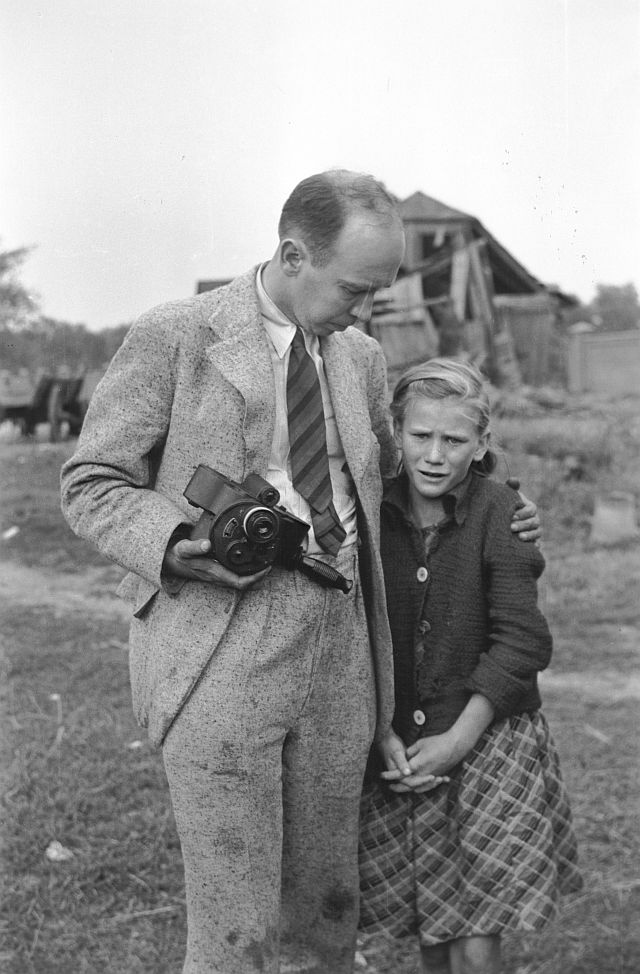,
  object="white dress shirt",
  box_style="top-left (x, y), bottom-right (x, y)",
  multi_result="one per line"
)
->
top-left (255, 265), bottom-right (357, 554)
